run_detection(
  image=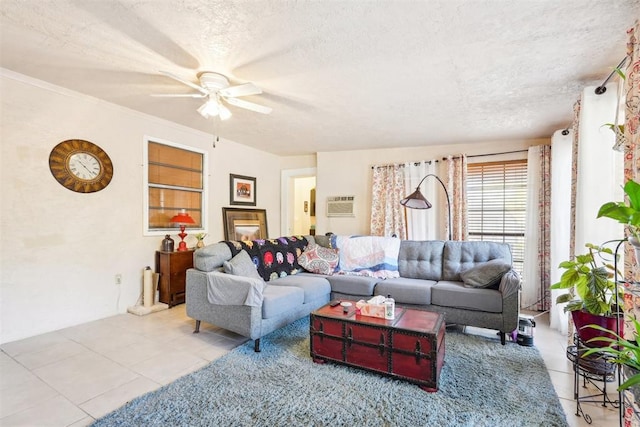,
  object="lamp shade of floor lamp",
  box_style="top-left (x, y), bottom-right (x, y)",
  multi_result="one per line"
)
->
top-left (170, 210), bottom-right (196, 251)
top-left (400, 173), bottom-right (452, 241)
